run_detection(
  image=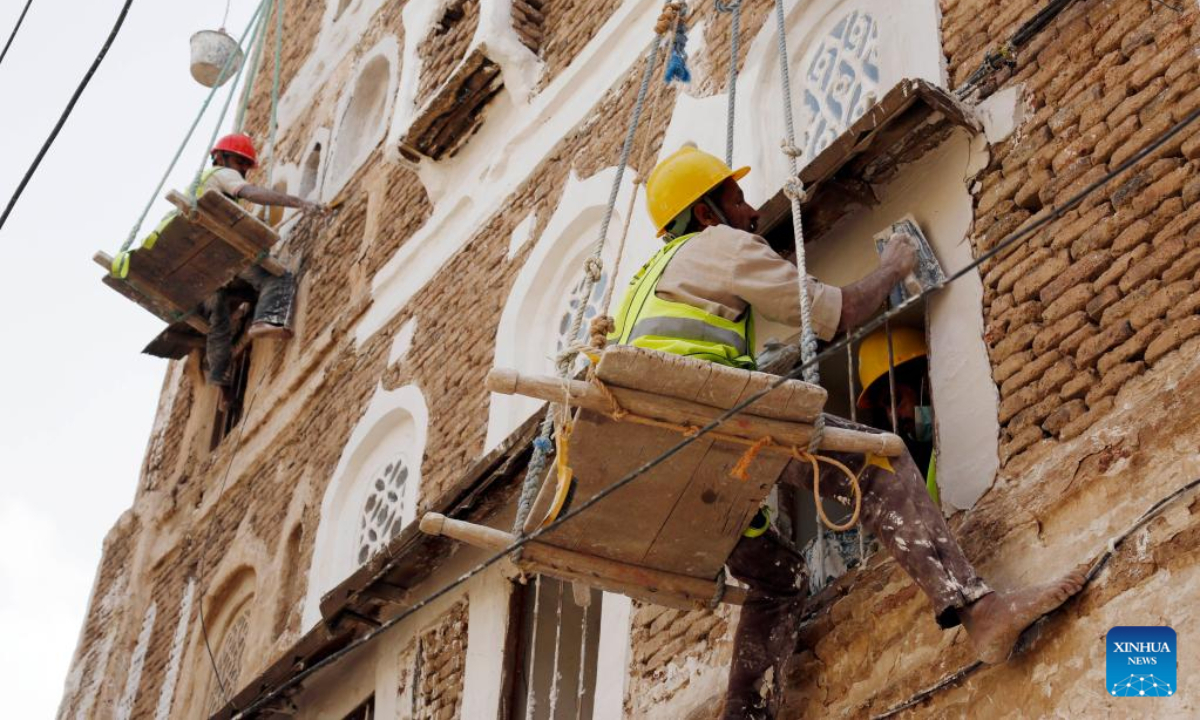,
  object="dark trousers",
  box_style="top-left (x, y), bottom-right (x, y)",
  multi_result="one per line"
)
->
top-left (721, 416), bottom-right (991, 719)
top-left (204, 266), bottom-right (295, 385)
